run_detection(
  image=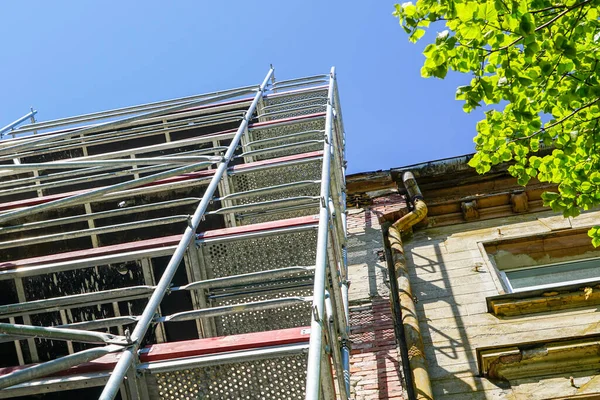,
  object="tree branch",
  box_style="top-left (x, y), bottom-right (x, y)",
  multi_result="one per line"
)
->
top-left (492, 0), bottom-right (592, 53)
top-left (530, 4), bottom-right (567, 14)
top-left (506, 97), bottom-right (600, 144)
